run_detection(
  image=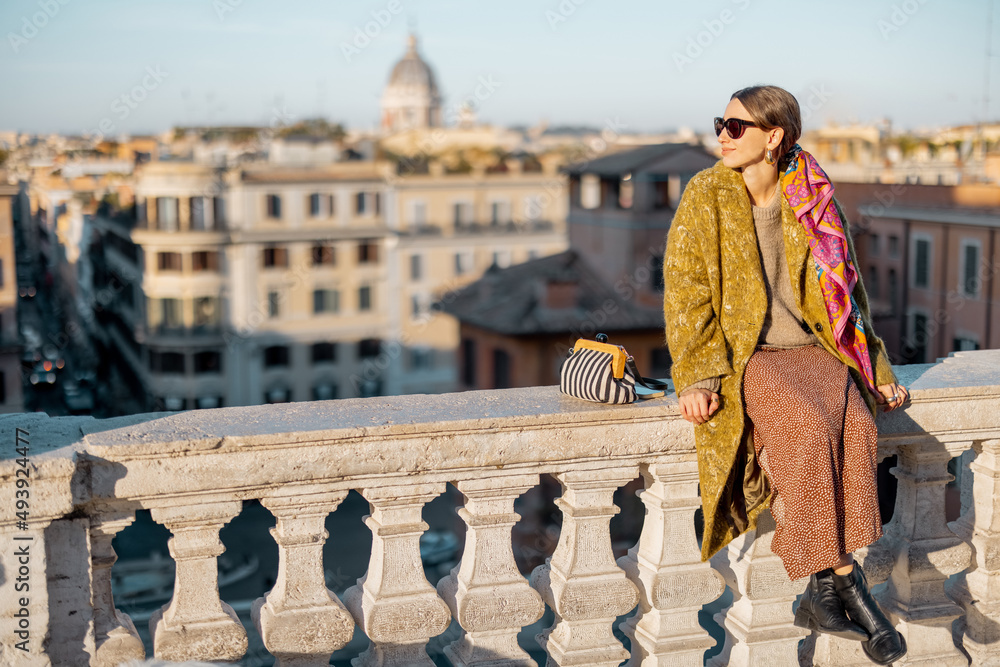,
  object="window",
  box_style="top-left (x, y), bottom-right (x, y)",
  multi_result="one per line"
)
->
top-left (262, 246), bottom-right (288, 268)
top-left (265, 194), bottom-right (282, 219)
top-left (150, 351), bottom-right (185, 374)
top-left (490, 200), bottom-right (511, 225)
top-left (358, 285), bottom-right (372, 311)
top-left (308, 193), bottom-right (334, 218)
top-left (461, 338), bottom-right (476, 386)
top-left (908, 313), bottom-right (929, 363)
top-left (313, 383), bottom-right (338, 400)
top-left (195, 396), bottom-right (222, 409)
top-left (313, 289), bottom-right (340, 314)
top-left (161, 299), bottom-right (182, 329)
top-left (358, 240), bottom-right (379, 264)
top-left (311, 342), bottom-right (337, 363)
top-left (265, 387), bottom-right (291, 404)
top-left (869, 234), bottom-right (880, 256)
top-left (580, 174), bottom-right (600, 209)
top-left (410, 200), bottom-right (427, 226)
top-left (312, 244), bottom-right (335, 266)
top-left (888, 269), bottom-right (898, 312)
top-left (263, 345), bottom-right (290, 367)
top-left (213, 197), bottom-right (226, 228)
top-left (190, 197), bottom-right (207, 230)
top-left (650, 254), bottom-right (664, 291)
top-left (453, 201), bottom-right (474, 226)
top-left (618, 174), bottom-right (634, 209)
top-left (193, 351), bottom-right (222, 374)
top-left (913, 237), bottom-right (931, 289)
top-left (652, 180), bottom-right (671, 210)
top-left (358, 338), bottom-right (381, 358)
top-left (355, 191), bottom-right (380, 215)
top-left (268, 291), bottom-right (280, 318)
top-left (888, 235), bottom-right (900, 258)
top-left (157, 252), bottom-right (182, 272)
top-left (491, 250), bottom-right (511, 269)
top-left (961, 241), bottom-right (981, 298)
top-left (493, 349), bottom-right (511, 389)
top-left (411, 295), bottom-right (424, 318)
top-left (192, 251), bottom-right (219, 272)
top-left (156, 197), bottom-right (179, 231)
top-left (954, 337), bottom-right (981, 352)
top-left (454, 252), bottom-right (471, 276)
top-left (410, 254), bottom-right (423, 281)
top-left (868, 266), bottom-right (879, 298)
top-left (411, 348), bottom-right (433, 370)
top-left (193, 296), bottom-right (220, 328)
